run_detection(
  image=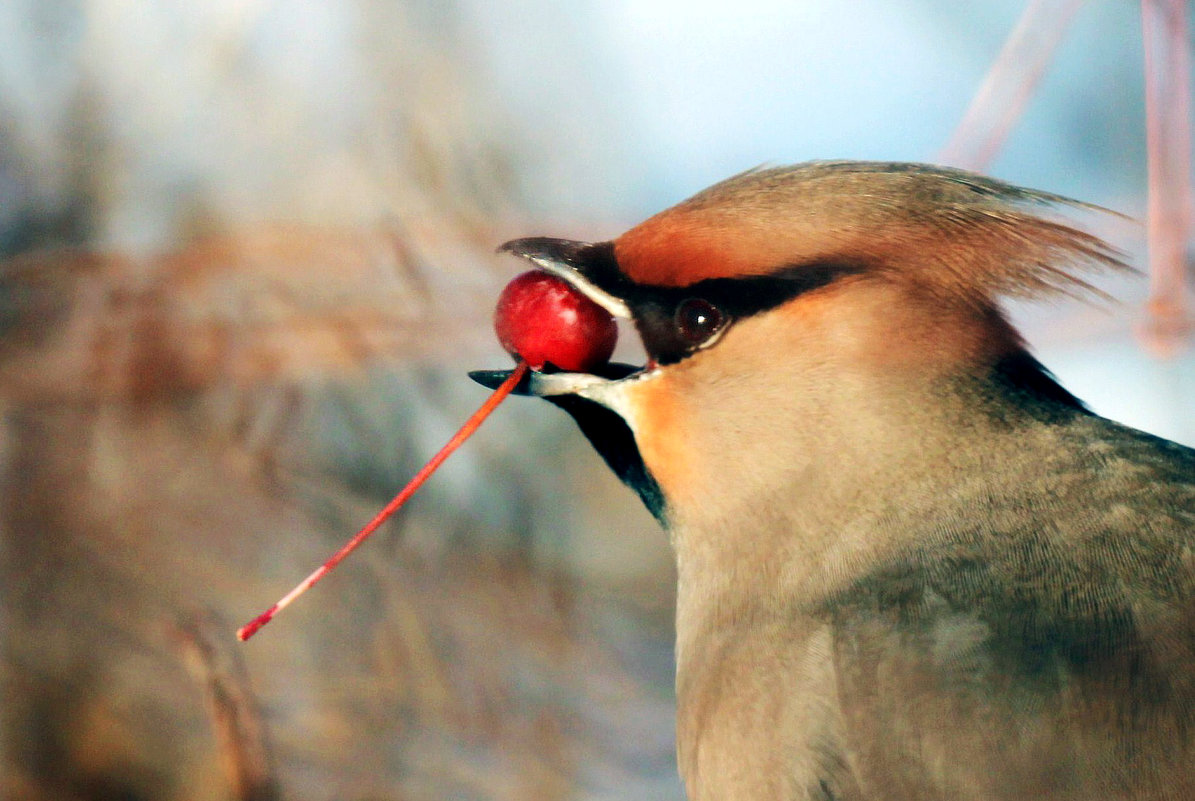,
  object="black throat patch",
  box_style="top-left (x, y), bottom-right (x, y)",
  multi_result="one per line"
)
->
top-left (545, 392), bottom-right (668, 525)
